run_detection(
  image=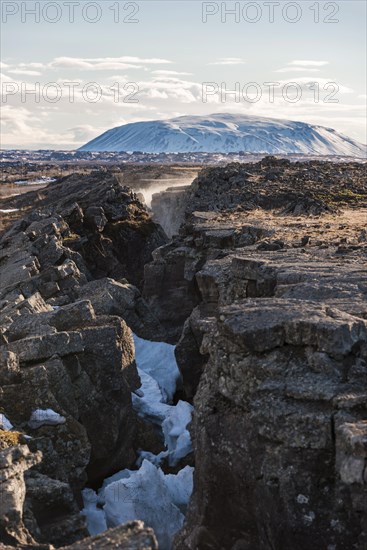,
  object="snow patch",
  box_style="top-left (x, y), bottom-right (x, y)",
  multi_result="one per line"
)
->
top-left (162, 400), bottom-right (193, 466)
top-left (133, 333), bottom-right (181, 402)
top-left (83, 461), bottom-right (194, 550)
top-left (132, 368), bottom-right (171, 425)
top-left (28, 409), bottom-right (66, 429)
top-left (0, 413), bottom-right (13, 431)
top-left (14, 177), bottom-right (57, 185)
top-left (82, 335), bottom-right (194, 549)
top-left (132, 335), bottom-right (193, 466)
top-left (81, 489), bottom-right (108, 535)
